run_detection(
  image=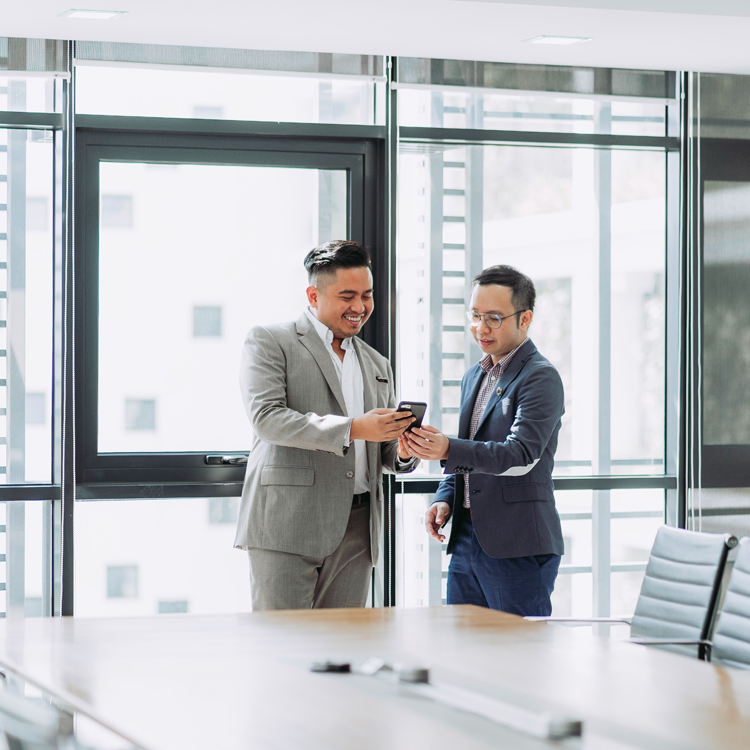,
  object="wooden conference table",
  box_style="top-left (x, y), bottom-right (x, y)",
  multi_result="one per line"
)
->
top-left (0, 605), bottom-right (748, 750)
